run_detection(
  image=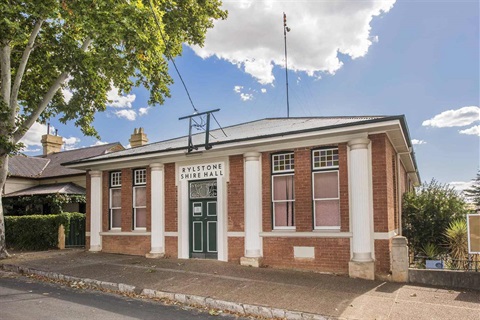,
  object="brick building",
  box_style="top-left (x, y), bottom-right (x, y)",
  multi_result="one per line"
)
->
top-left (65, 116), bottom-right (420, 280)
